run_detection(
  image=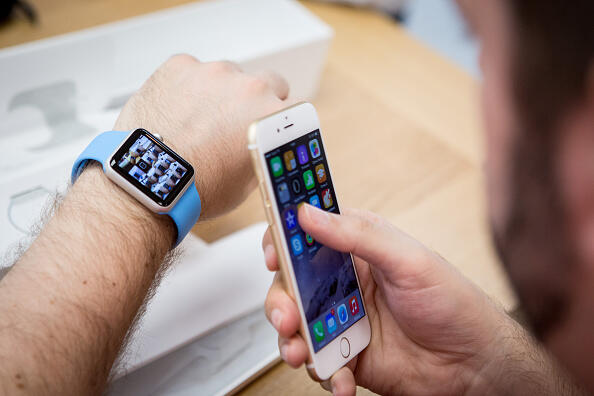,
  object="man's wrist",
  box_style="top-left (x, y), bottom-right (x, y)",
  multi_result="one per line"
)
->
top-left (465, 313), bottom-right (585, 396)
top-left (464, 315), bottom-right (528, 396)
top-left (75, 163), bottom-right (176, 255)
